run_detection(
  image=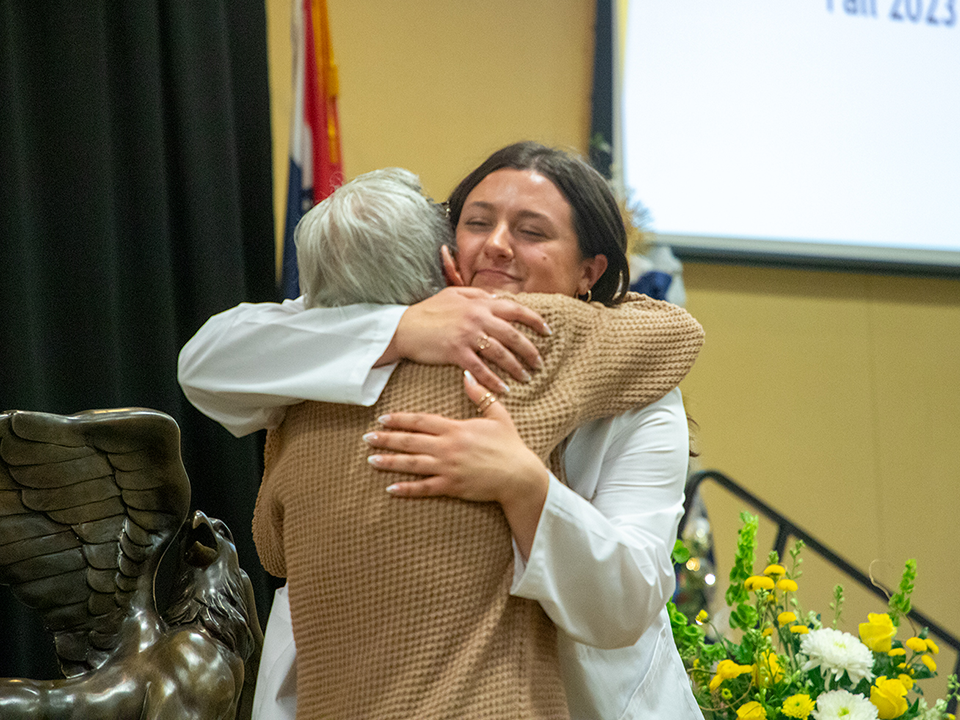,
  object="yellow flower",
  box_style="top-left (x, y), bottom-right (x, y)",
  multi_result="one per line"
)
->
top-left (762, 627), bottom-right (774, 637)
top-left (696, 609), bottom-right (709, 624)
top-left (790, 625), bottom-right (809, 634)
top-left (753, 650), bottom-right (784, 687)
top-left (777, 578), bottom-right (799, 592)
top-left (778, 611), bottom-right (797, 626)
top-left (897, 673), bottom-right (914, 690)
top-left (859, 613), bottom-right (897, 653)
top-left (888, 648), bottom-right (906, 657)
top-left (744, 576), bottom-right (775, 591)
top-left (764, 564), bottom-right (786, 577)
top-left (905, 636), bottom-right (927, 653)
top-left (781, 694), bottom-right (816, 719)
top-left (924, 638), bottom-right (939, 655)
top-left (921, 654), bottom-right (937, 673)
top-left (736, 700), bottom-right (768, 719)
top-left (709, 659), bottom-right (754, 692)
top-left (870, 676), bottom-right (909, 719)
